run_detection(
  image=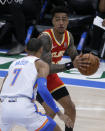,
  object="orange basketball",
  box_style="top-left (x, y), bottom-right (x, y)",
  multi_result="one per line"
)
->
top-left (78, 53), bottom-right (100, 76)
